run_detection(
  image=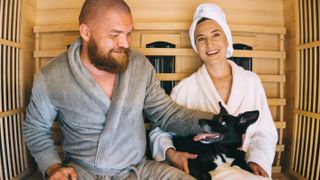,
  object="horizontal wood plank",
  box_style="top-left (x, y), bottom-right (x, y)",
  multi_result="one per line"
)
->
top-left (34, 48), bottom-right (286, 59)
top-left (272, 166), bottom-right (282, 173)
top-left (275, 121), bottom-right (286, 129)
top-left (34, 23), bottom-right (286, 34)
top-left (156, 73), bottom-right (285, 83)
top-left (297, 40), bottom-right (320, 50)
top-left (0, 39), bottom-right (23, 48)
top-left (0, 108), bottom-right (25, 118)
top-left (294, 109), bottom-right (320, 119)
top-left (268, 99), bottom-right (286, 106)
